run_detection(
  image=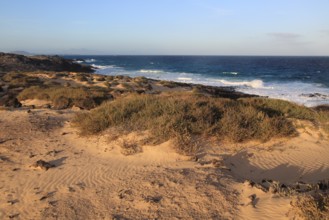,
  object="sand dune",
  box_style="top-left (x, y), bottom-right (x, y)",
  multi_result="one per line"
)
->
top-left (225, 127), bottom-right (329, 184)
top-left (0, 109), bottom-right (237, 219)
top-left (0, 109), bottom-right (328, 219)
